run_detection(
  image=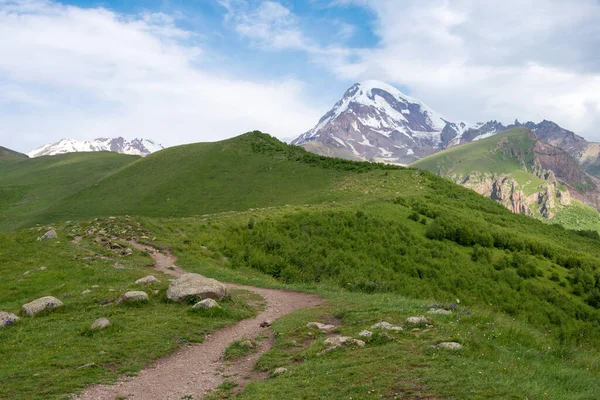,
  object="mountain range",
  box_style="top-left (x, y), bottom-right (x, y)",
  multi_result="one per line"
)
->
top-left (293, 80), bottom-right (600, 179)
top-left (27, 137), bottom-right (164, 158)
